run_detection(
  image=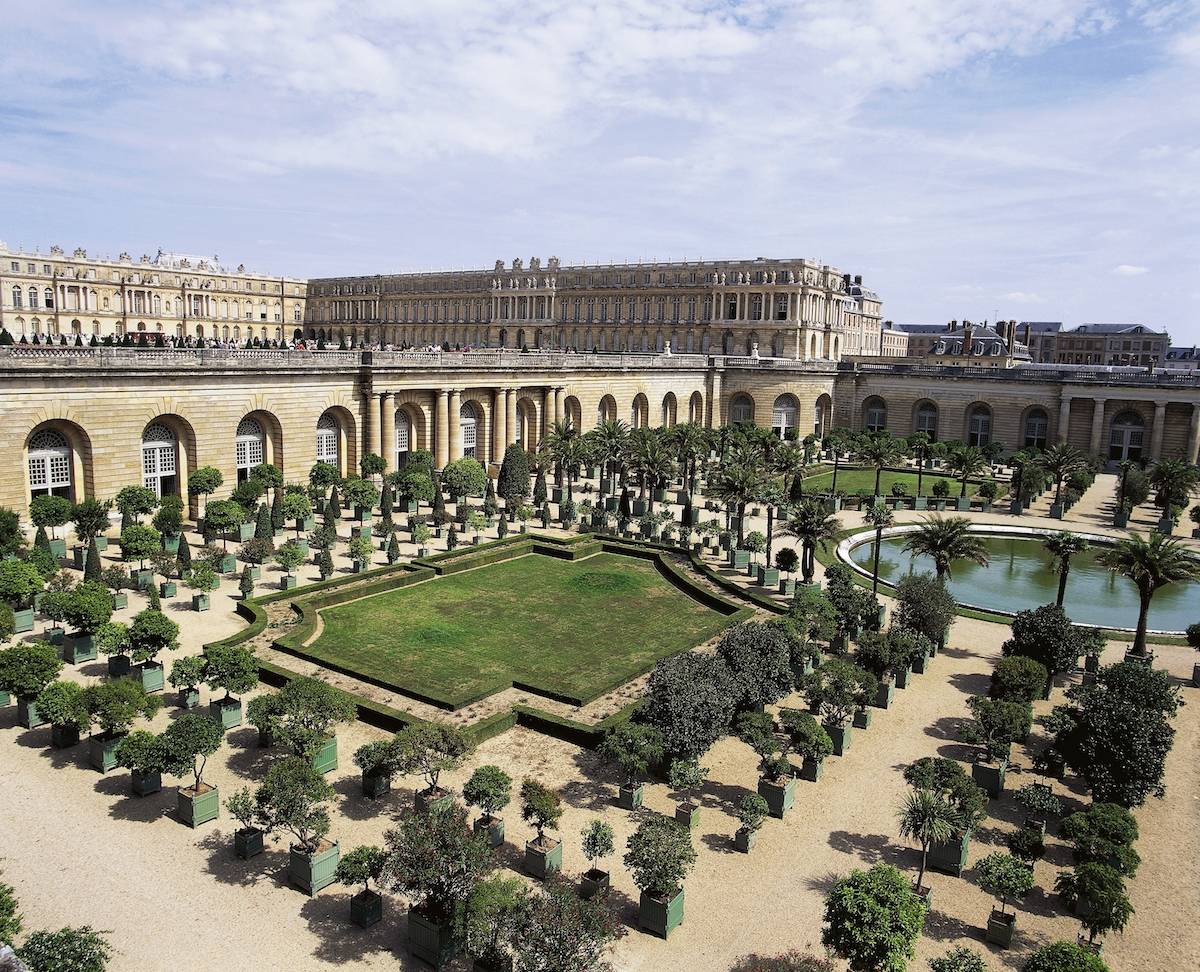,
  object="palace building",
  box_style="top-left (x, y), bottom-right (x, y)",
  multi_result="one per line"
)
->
top-left (1, 243), bottom-right (1197, 525)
